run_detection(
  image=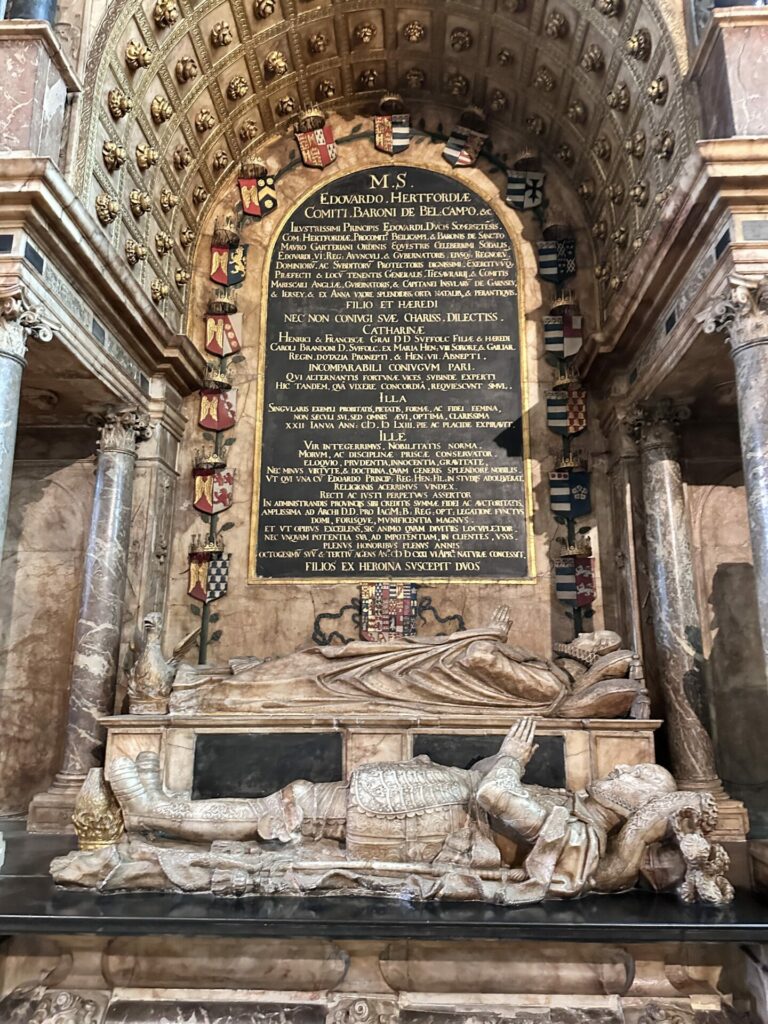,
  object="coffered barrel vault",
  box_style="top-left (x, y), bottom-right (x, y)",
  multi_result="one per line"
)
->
top-left (75, 0), bottom-right (698, 332)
